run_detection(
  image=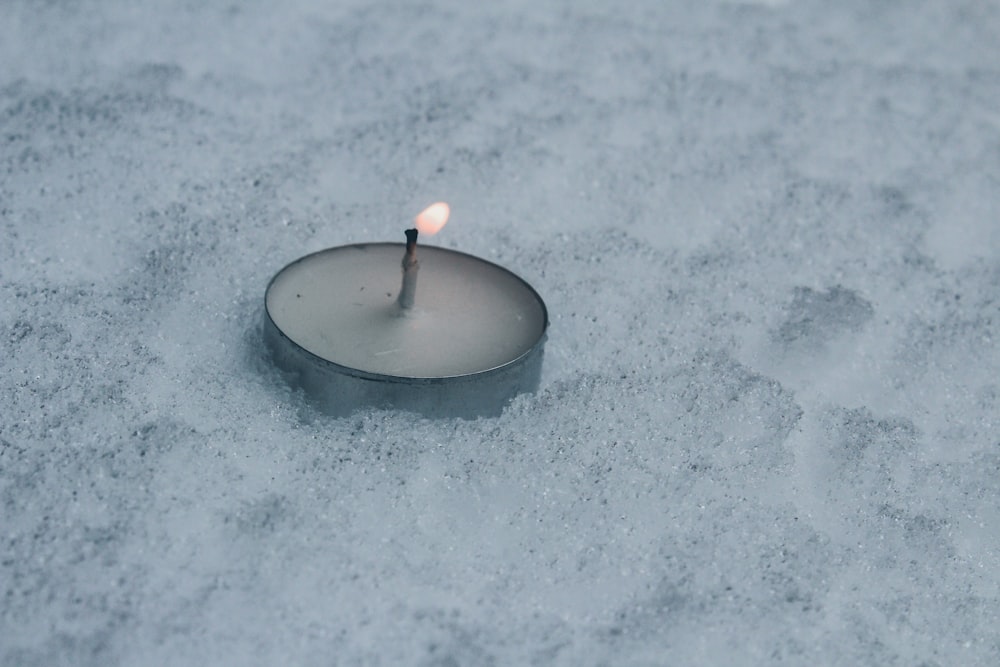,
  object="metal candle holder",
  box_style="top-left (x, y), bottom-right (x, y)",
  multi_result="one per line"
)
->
top-left (263, 242), bottom-right (548, 419)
